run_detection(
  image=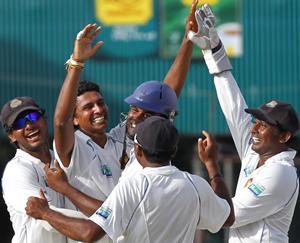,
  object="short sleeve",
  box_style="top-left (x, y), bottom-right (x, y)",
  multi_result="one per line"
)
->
top-left (191, 175), bottom-right (230, 233)
top-left (89, 176), bottom-right (147, 241)
top-left (2, 161), bottom-right (43, 212)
